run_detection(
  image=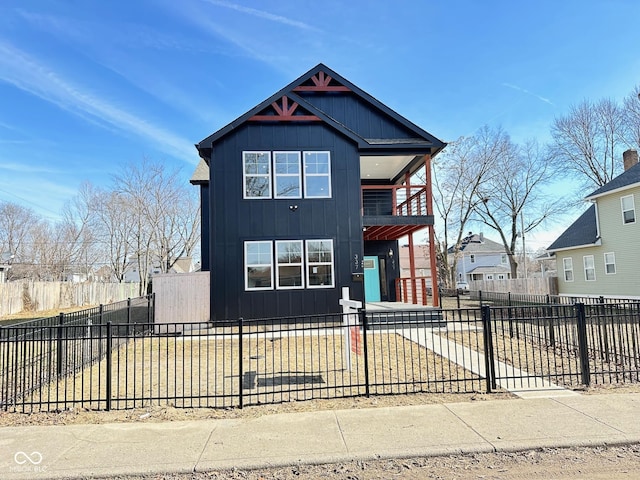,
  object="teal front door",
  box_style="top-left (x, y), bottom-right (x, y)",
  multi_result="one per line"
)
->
top-left (363, 256), bottom-right (381, 302)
